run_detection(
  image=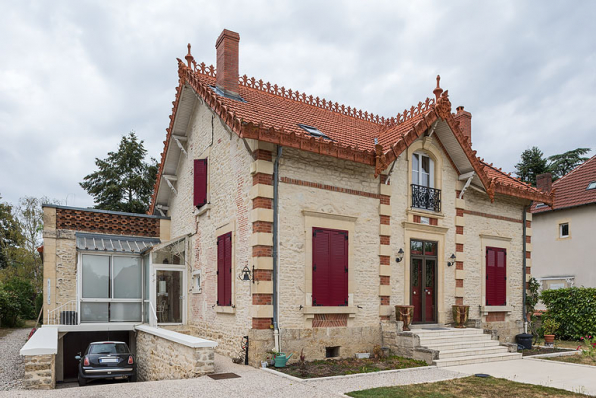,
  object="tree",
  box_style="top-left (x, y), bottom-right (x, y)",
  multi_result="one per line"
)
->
top-left (514, 147), bottom-right (548, 186)
top-left (547, 148), bottom-right (591, 180)
top-left (80, 132), bottom-right (158, 214)
top-left (0, 195), bottom-right (22, 269)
